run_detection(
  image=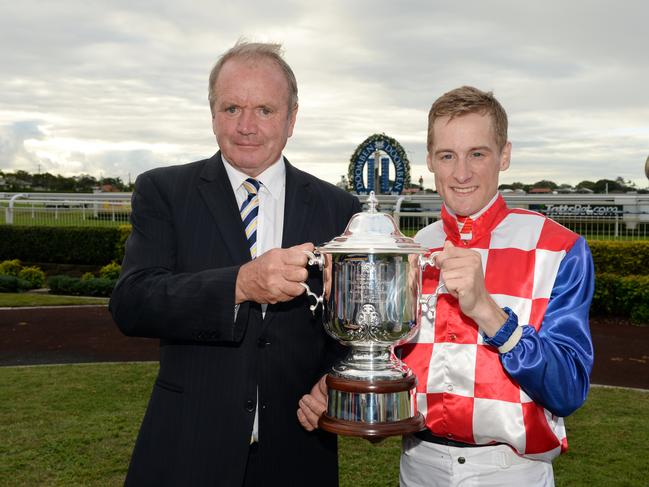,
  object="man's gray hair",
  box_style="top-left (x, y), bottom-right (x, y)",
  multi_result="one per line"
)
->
top-left (208, 40), bottom-right (298, 115)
